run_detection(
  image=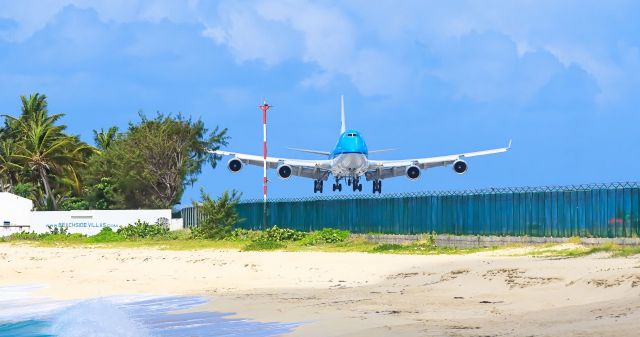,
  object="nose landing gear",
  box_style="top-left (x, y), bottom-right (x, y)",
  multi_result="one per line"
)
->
top-left (332, 179), bottom-right (343, 192)
top-left (351, 177), bottom-right (363, 192)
